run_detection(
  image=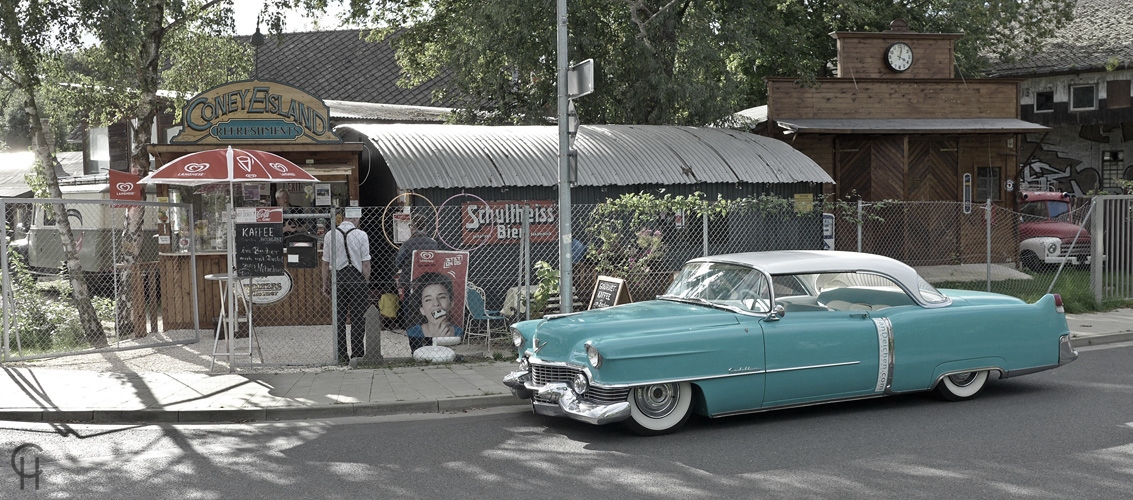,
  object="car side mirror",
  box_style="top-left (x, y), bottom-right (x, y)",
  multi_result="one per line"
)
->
top-left (766, 304), bottom-right (786, 321)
